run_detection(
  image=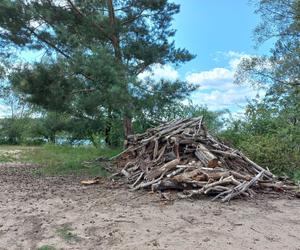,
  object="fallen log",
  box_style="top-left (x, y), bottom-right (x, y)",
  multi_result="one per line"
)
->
top-left (195, 144), bottom-right (219, 168)
top-left (146, 159), bottom-right (180, 180)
